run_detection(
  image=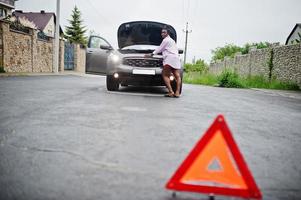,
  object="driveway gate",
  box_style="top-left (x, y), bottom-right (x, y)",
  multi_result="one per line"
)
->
top-left (64, 42), bottom-right (74, 70)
